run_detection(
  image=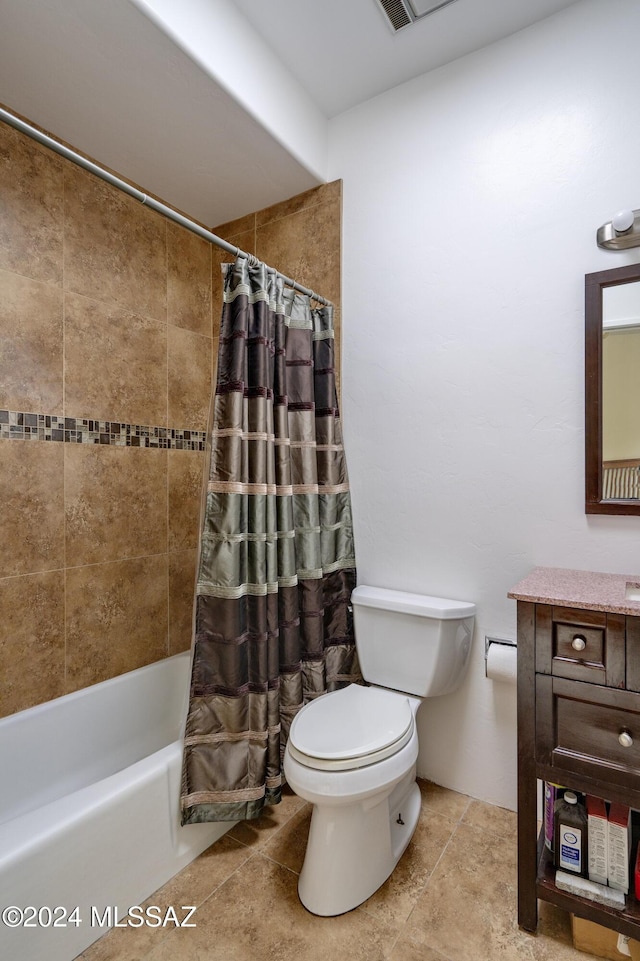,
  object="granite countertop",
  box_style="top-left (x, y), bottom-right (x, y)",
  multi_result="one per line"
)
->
top-left (508, 567), bottom-right (640, 616)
